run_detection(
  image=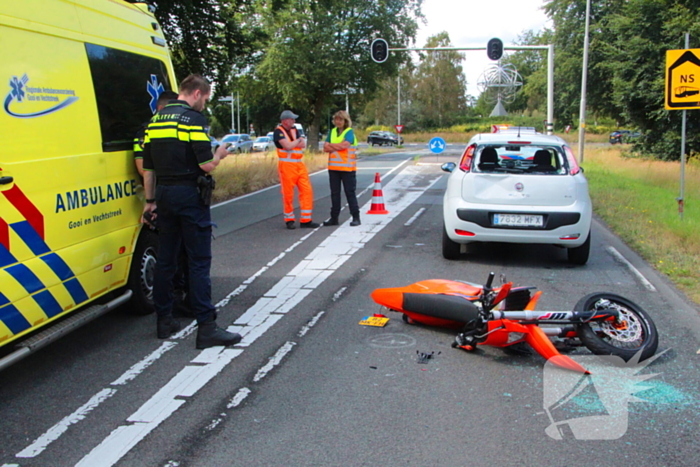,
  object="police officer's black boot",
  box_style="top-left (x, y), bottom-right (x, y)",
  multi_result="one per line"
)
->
top-left (350, 213), bottom-right (361, 226)
top-left (323, 216), bottom-right (339, 226)
top-left (157, 315), bottom-right (181, 339)
top-left (196, 315), bottom-right (242, 349)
